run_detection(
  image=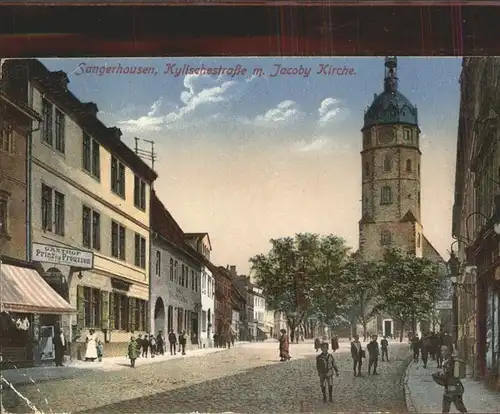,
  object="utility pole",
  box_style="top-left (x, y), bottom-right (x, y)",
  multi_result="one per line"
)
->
top-left (134, 137), bottom-right (157, 187)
